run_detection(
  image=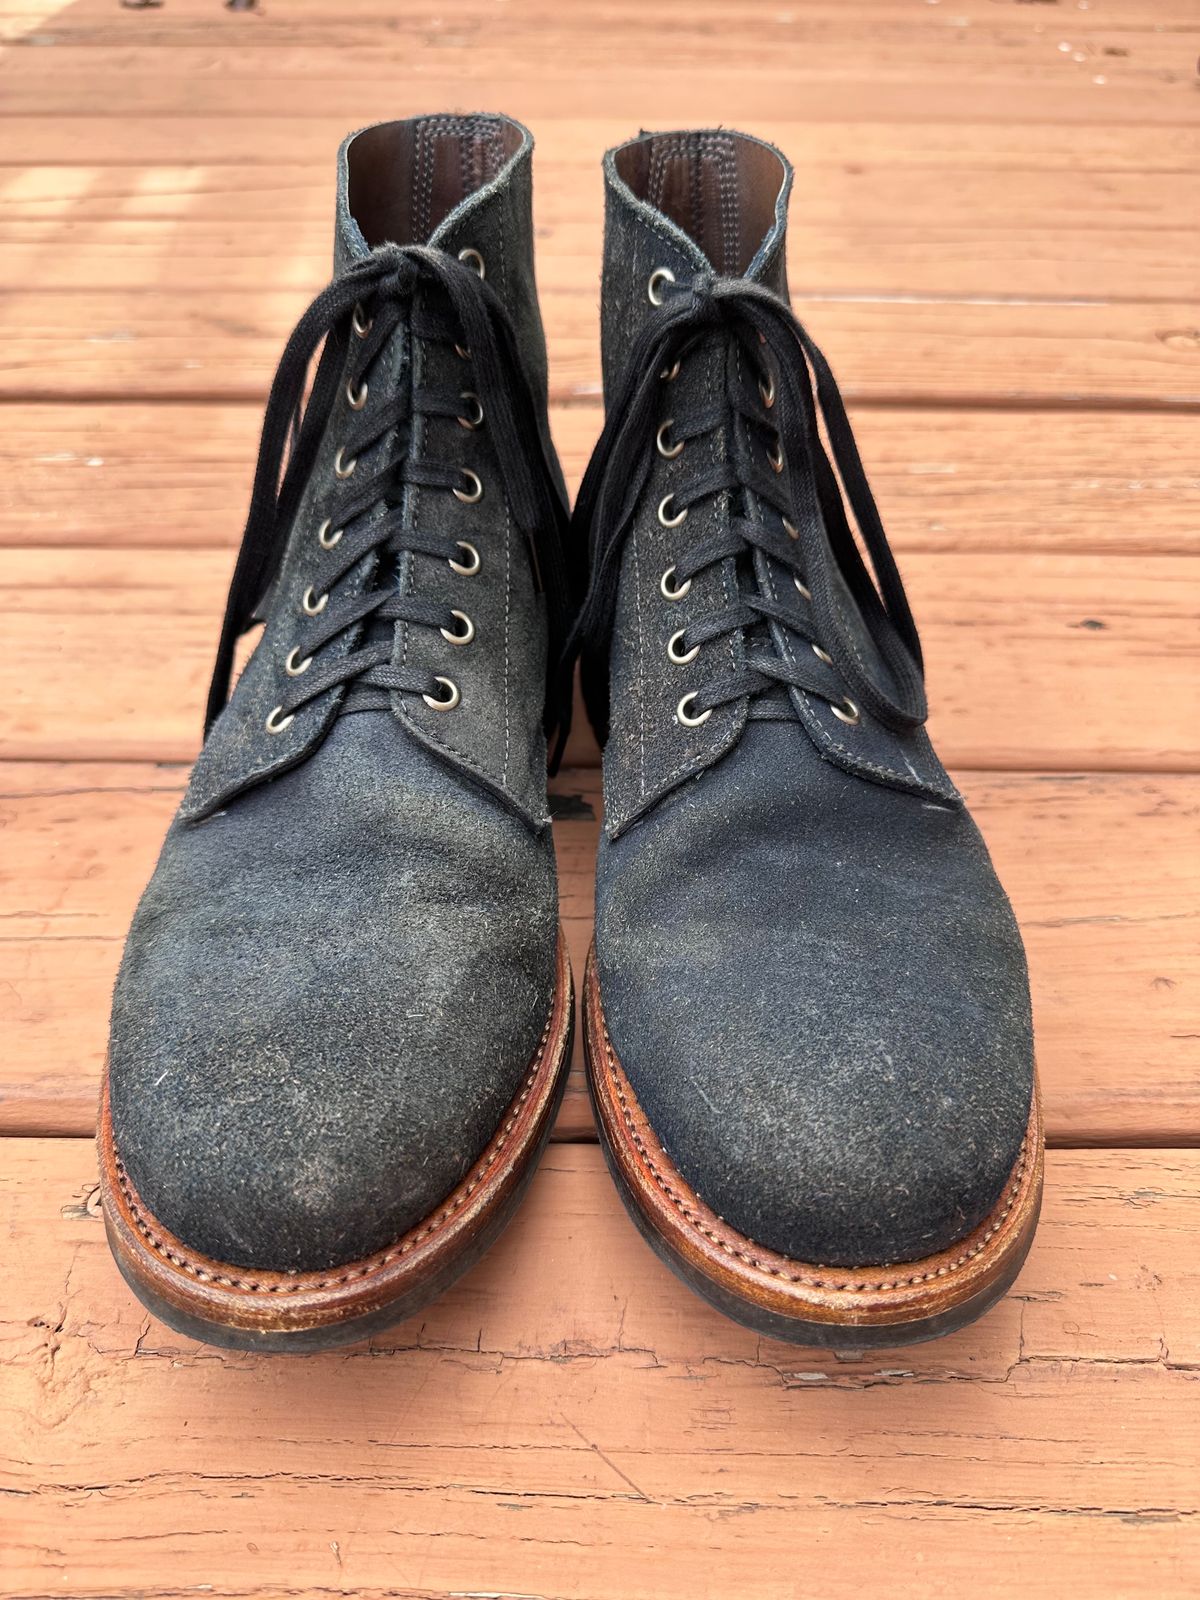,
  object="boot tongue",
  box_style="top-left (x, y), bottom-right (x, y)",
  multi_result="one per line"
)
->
top-left (335, 114), bottom-right (523, 270)
top-left (600, 129), bottom-right (792, 399)
top-left (627, 129), bottom-right (789, 286)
